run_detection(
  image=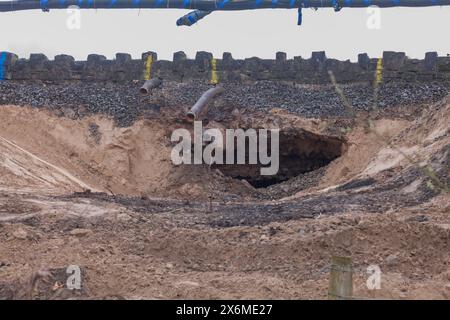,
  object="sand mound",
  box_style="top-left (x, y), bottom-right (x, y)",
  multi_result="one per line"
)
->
top-left (0, 105), bottom-right (173, 196)
top-left (319, 96), bottom-right (450, 192)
